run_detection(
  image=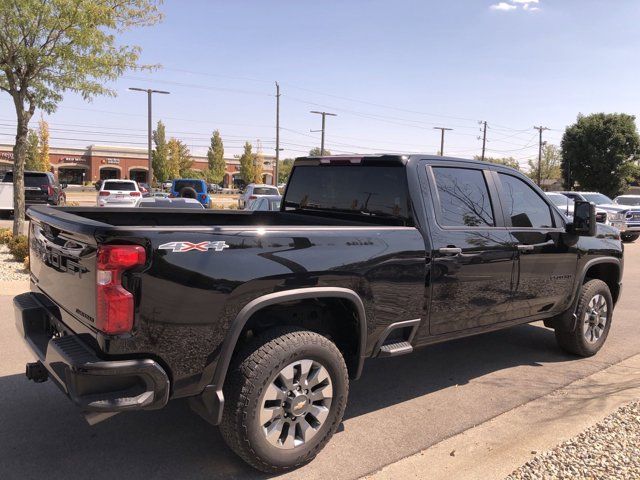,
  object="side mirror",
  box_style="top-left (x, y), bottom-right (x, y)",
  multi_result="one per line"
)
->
top-left (570, 200), bottom-right (596, 236)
